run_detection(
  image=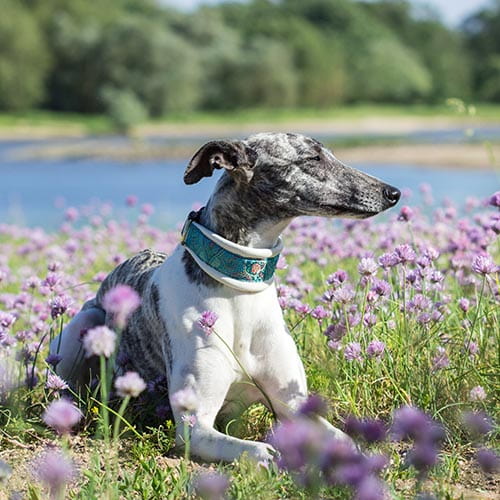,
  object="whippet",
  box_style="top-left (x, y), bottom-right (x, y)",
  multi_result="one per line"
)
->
top-left (50, 132), bottom-right (400, 462)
